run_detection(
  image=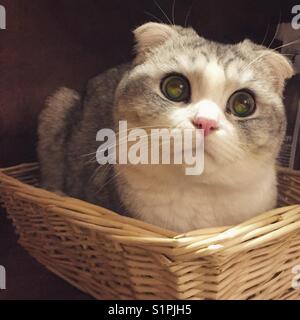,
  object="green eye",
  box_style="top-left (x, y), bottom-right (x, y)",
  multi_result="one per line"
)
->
top-left (161, 74), bottom-right (190, 102)
top-left (227, 90), bottom-right (256, 117)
